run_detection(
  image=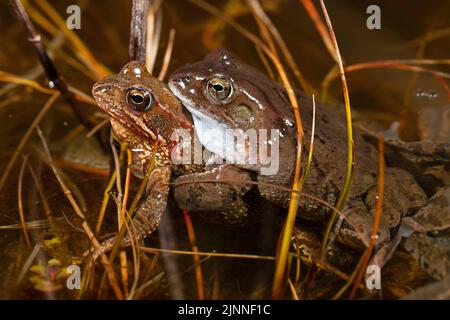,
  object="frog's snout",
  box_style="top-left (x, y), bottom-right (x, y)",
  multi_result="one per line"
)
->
top-left (92, 81), bottom-right (112, 96)
top-left (92, 80), bottom-right (116, 105)
top-left (169, 74), bottom-right (192, 91)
